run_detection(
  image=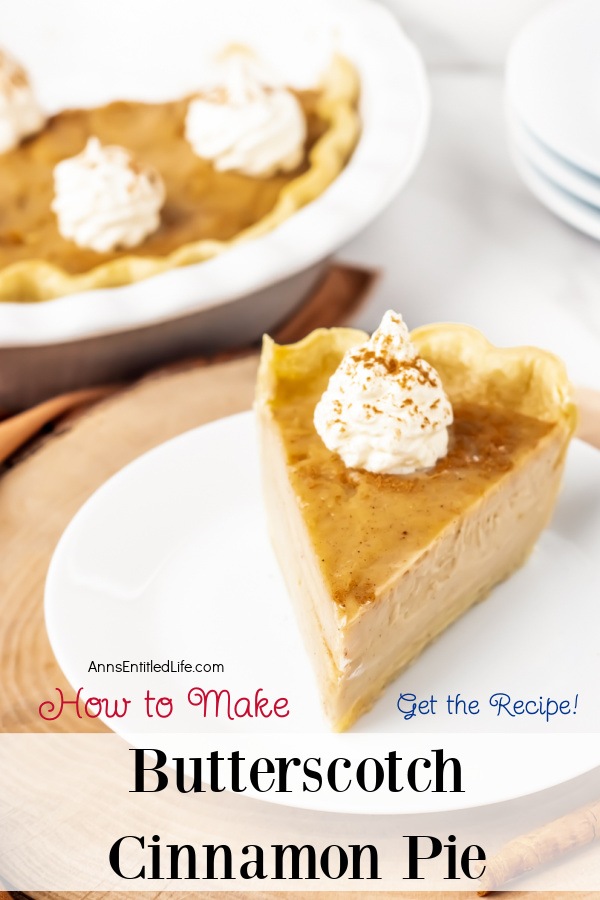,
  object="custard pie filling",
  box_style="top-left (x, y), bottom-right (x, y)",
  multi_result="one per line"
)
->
top-left (0, 55), bottom-right (360, 301)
